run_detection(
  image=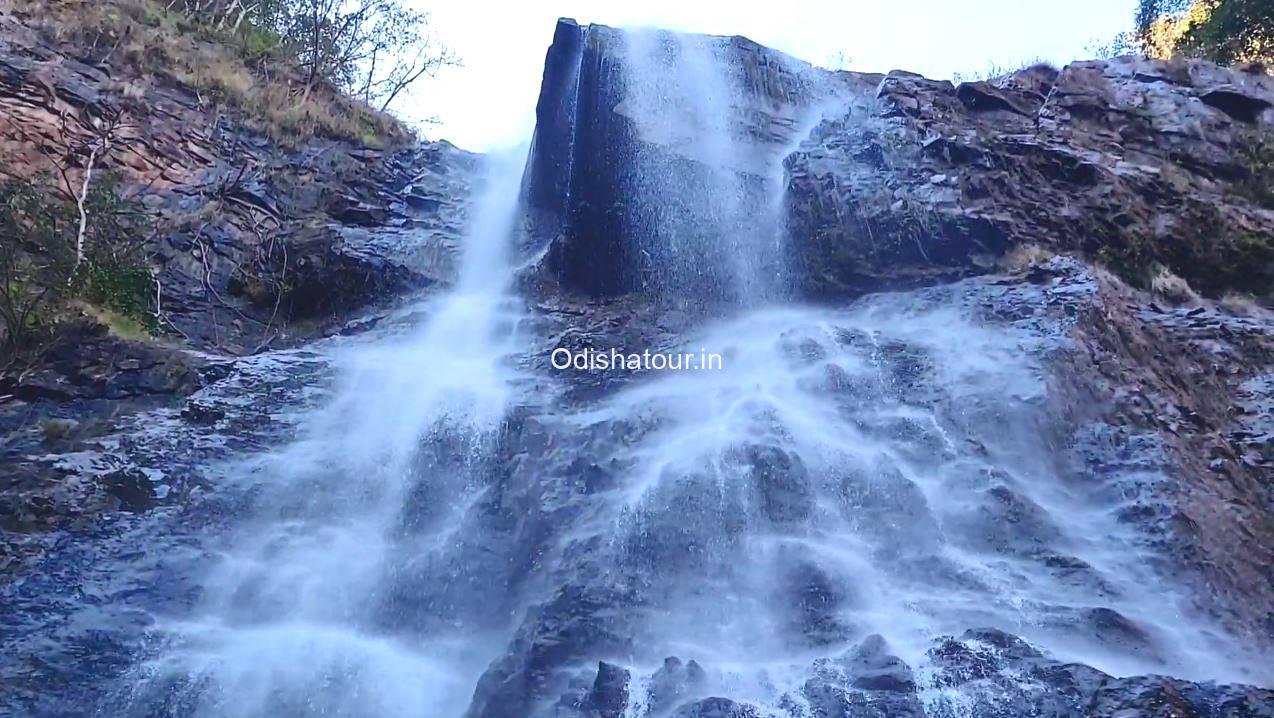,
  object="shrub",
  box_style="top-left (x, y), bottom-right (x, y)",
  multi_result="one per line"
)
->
top-left (1134, 0), bottom-right (1273, 65)
top-left (0, 173), bottom-right (155, 363)
top-left (13, 0), bottom-right (434, 147)
top-left (1149, 264), bottom-right (1201, 303)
